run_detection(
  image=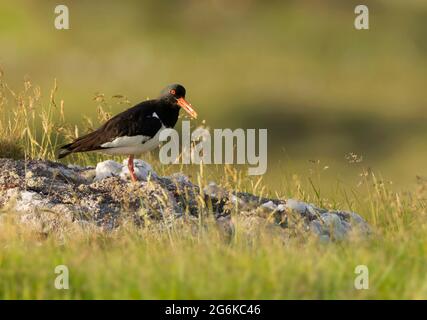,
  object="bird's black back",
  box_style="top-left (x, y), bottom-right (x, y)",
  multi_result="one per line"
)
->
top-left (58, 99), bottom-right (180, 158)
